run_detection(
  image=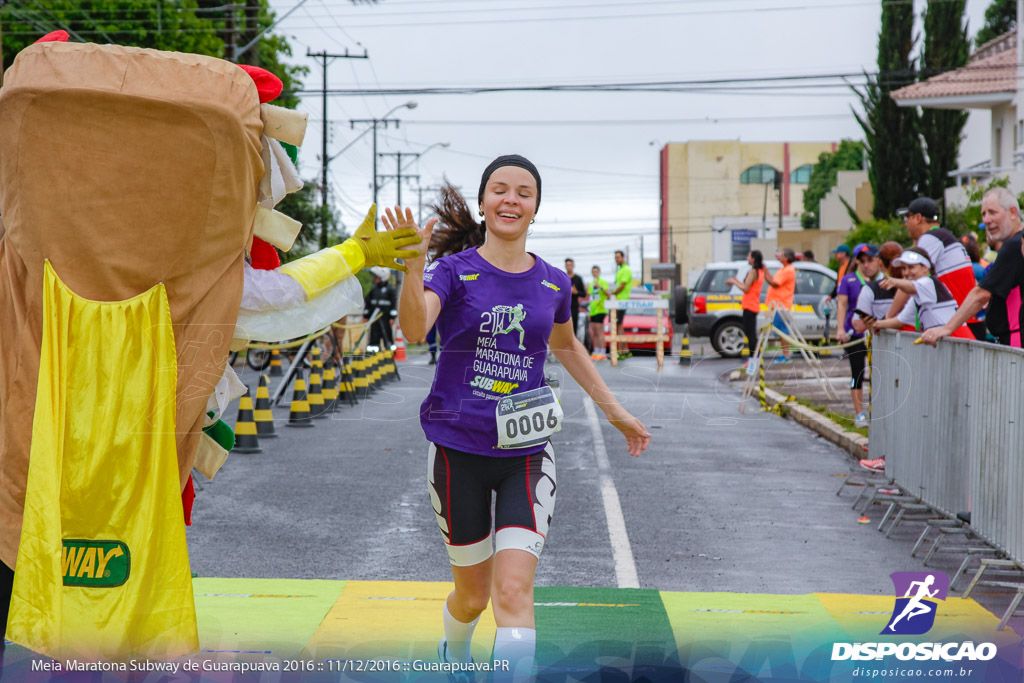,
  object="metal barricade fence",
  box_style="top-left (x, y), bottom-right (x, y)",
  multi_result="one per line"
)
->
top-left (873, 331), bottom-right (1024, 563)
